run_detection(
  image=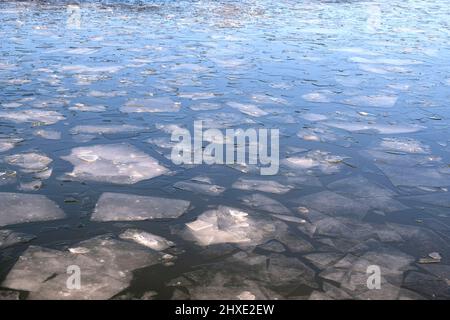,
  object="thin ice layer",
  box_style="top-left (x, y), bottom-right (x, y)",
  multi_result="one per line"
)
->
top-left (0, 193), bottom-right (65, 227)
top-left (92, 192), bottom-right (190, 221)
